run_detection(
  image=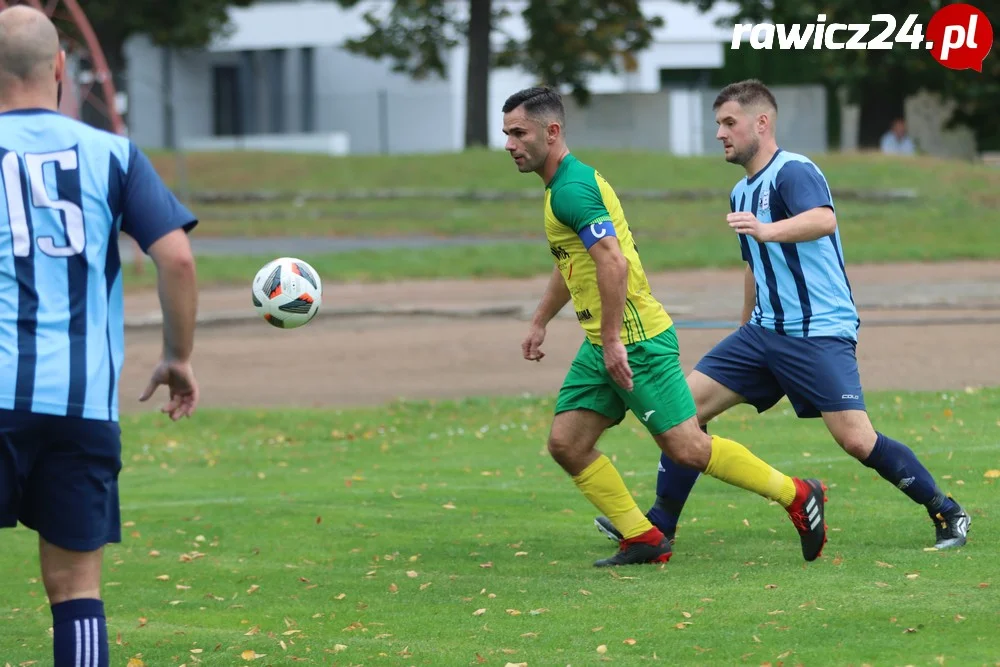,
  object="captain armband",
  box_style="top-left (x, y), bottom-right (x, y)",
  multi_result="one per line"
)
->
top-left (578, 217), bottom-right (617, 250)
